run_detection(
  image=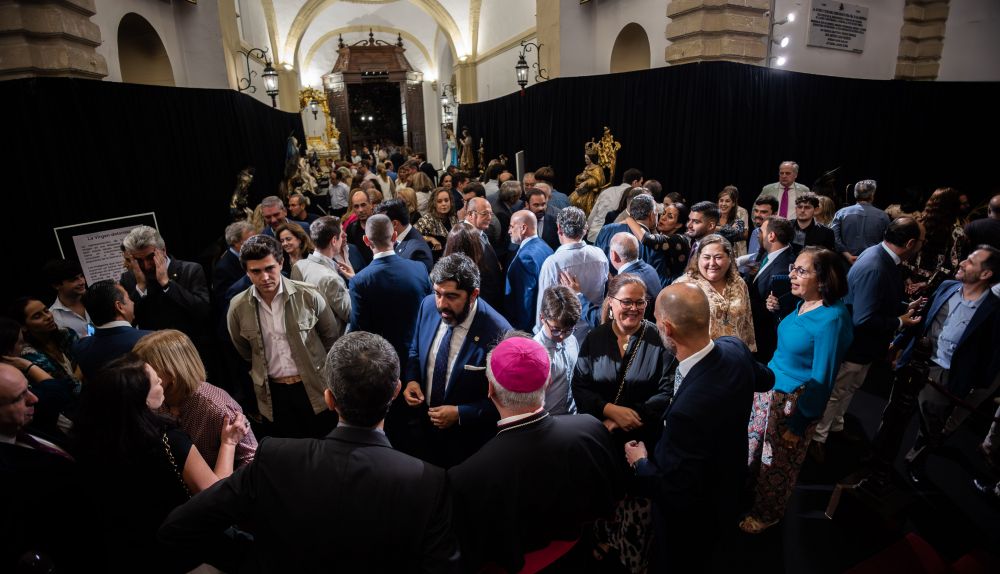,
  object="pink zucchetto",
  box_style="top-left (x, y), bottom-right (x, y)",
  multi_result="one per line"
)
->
top-left (488, 337), bottom-right (551, 393)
